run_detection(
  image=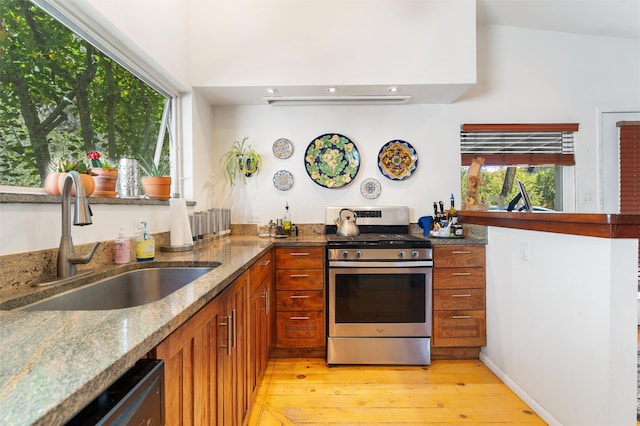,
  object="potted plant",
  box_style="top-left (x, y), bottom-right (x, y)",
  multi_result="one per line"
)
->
top-left (87, 151), bottom-right (118, 197)
top-left (46, 158), bottom-right (95, 196)
top-left (140, 155), bottom-right (171, 200)
top-left (220, 137), bottom-right (262, 185)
